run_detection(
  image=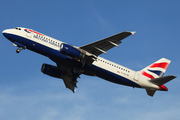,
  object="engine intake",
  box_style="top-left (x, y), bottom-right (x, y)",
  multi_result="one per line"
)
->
top-left (60, 43), bottom-right (85, 60)
top-left (41, 63), bottom-right (62, 78)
